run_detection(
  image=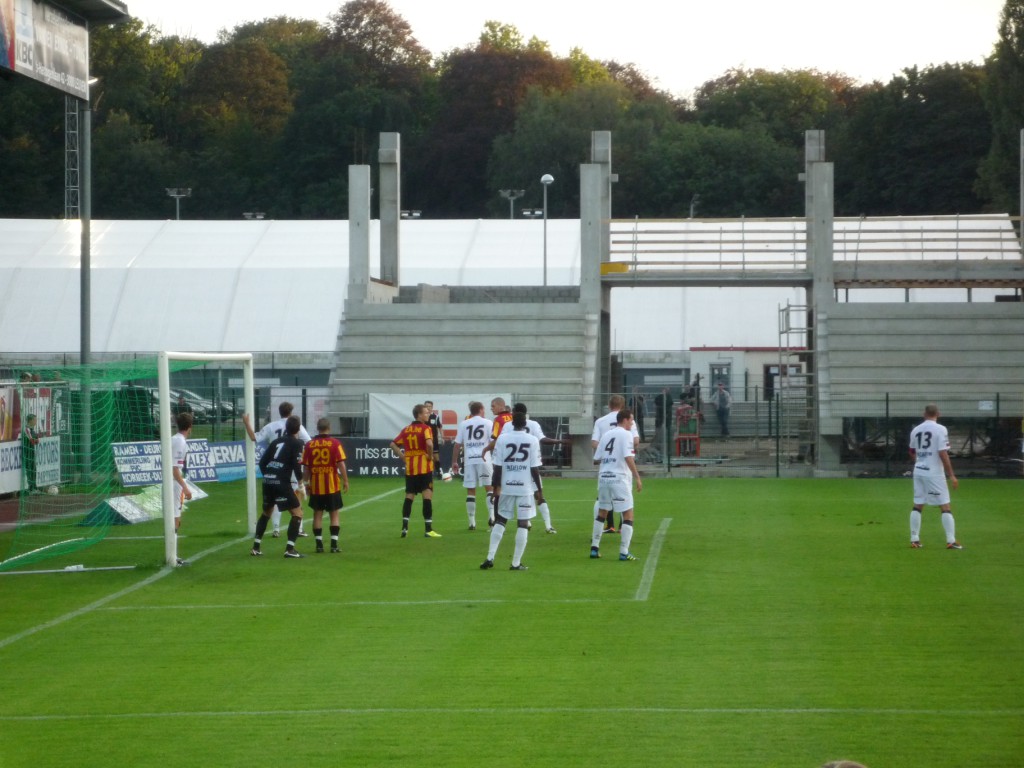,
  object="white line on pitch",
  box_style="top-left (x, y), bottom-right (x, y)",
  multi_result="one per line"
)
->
top-left (635, 517), bottom-right (671, 601)
top-left (2, 705), bottom-right (1020, 723)
top-left (101, 597), bottom-right (627, 611)
top-left (0, 488), bottom-right (403, 651)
